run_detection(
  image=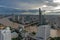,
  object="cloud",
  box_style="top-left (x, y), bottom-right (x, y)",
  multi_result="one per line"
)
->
top-left (0, 0), bottom-right (60, 15)
top-left (0, 0), bottom-right (57, 10)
